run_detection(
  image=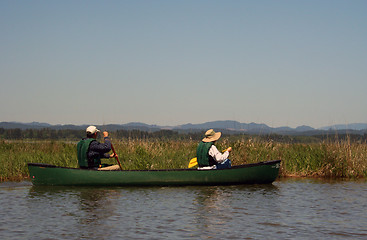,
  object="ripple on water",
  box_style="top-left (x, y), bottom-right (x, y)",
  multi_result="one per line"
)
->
top-left (0, 179), bottom-right (366, 239)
